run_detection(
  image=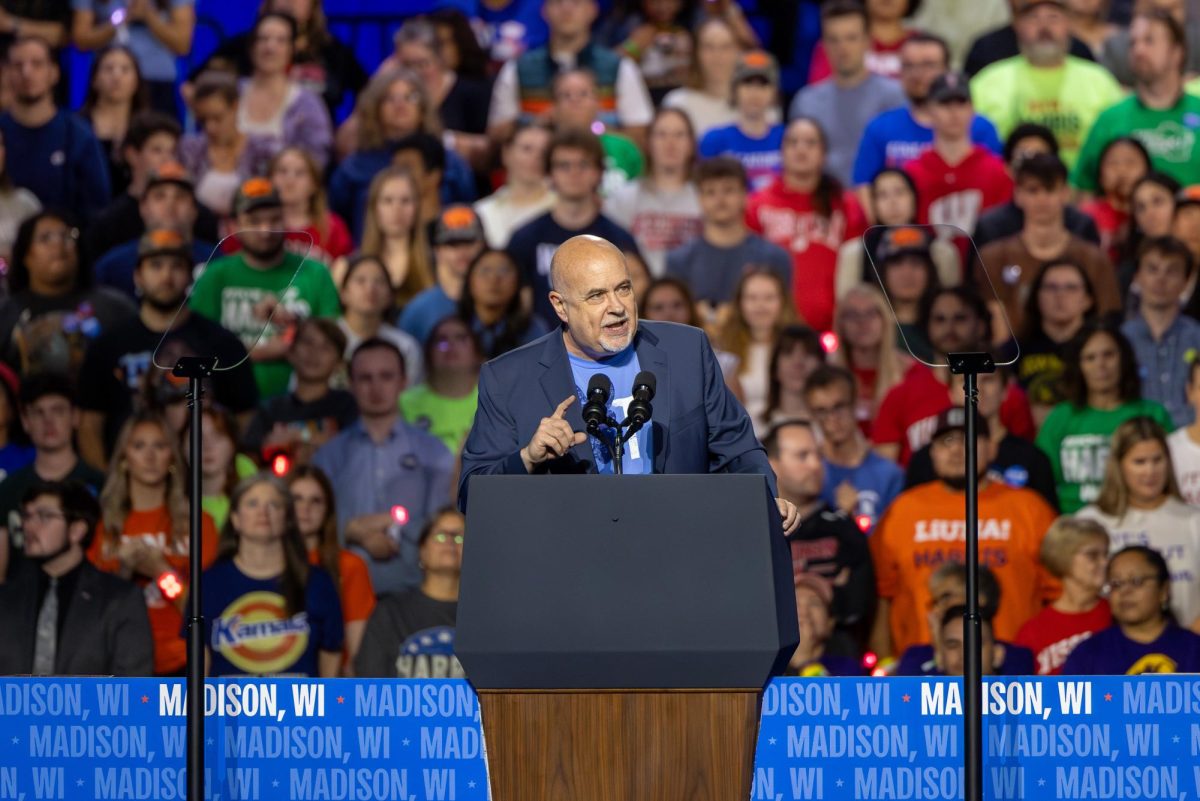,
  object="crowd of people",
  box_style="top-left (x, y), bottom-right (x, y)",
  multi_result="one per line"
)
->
top-left (0, 0), bottom-right (1199, 681)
